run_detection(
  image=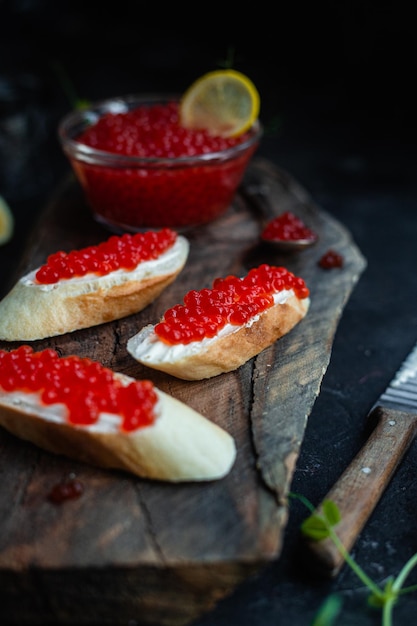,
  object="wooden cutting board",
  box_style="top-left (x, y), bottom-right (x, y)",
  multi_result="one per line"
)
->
top-left (0, 157), bottom-right (366, 626)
